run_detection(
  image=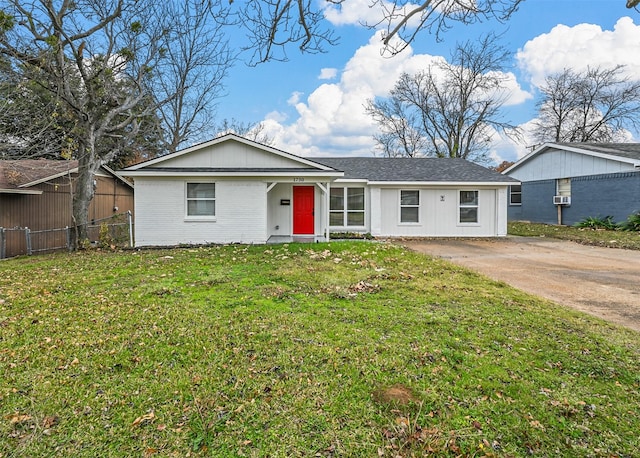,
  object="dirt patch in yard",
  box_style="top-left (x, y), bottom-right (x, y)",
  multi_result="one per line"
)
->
top-left (402, 237), bottom-right (640, 333)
